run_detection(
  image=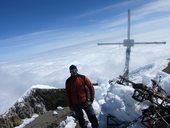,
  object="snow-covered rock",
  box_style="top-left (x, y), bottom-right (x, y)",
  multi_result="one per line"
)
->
top-left (59, 116), bottom-right (77, 128)
top-left (0, 85), bottom-right (68, 128)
